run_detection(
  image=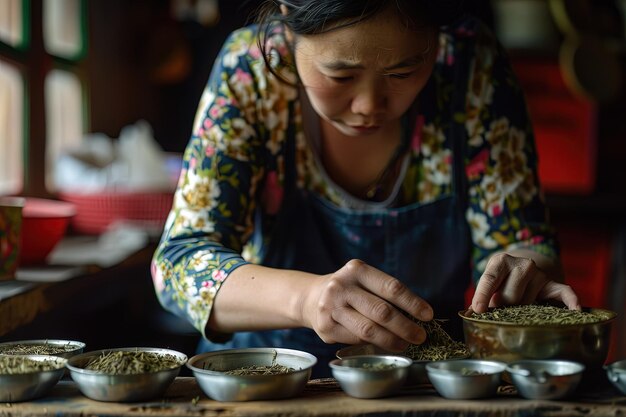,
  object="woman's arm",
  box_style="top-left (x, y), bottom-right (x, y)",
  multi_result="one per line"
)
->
top-left (210, 260), bottom-right (433, 352)
top-left (152, 27), bottom-right (266, 340)
top-left (458, 21), bottom-right (579, 312)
